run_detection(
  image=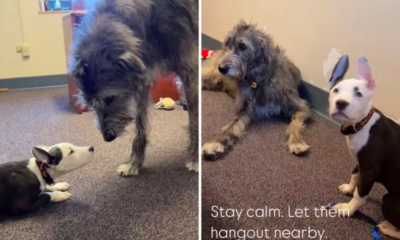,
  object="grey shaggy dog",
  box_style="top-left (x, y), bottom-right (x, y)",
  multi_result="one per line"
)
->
top-left (69, 0), bottom-right (198, 175)
top-left (202, 20), bottom-right (311, 160)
